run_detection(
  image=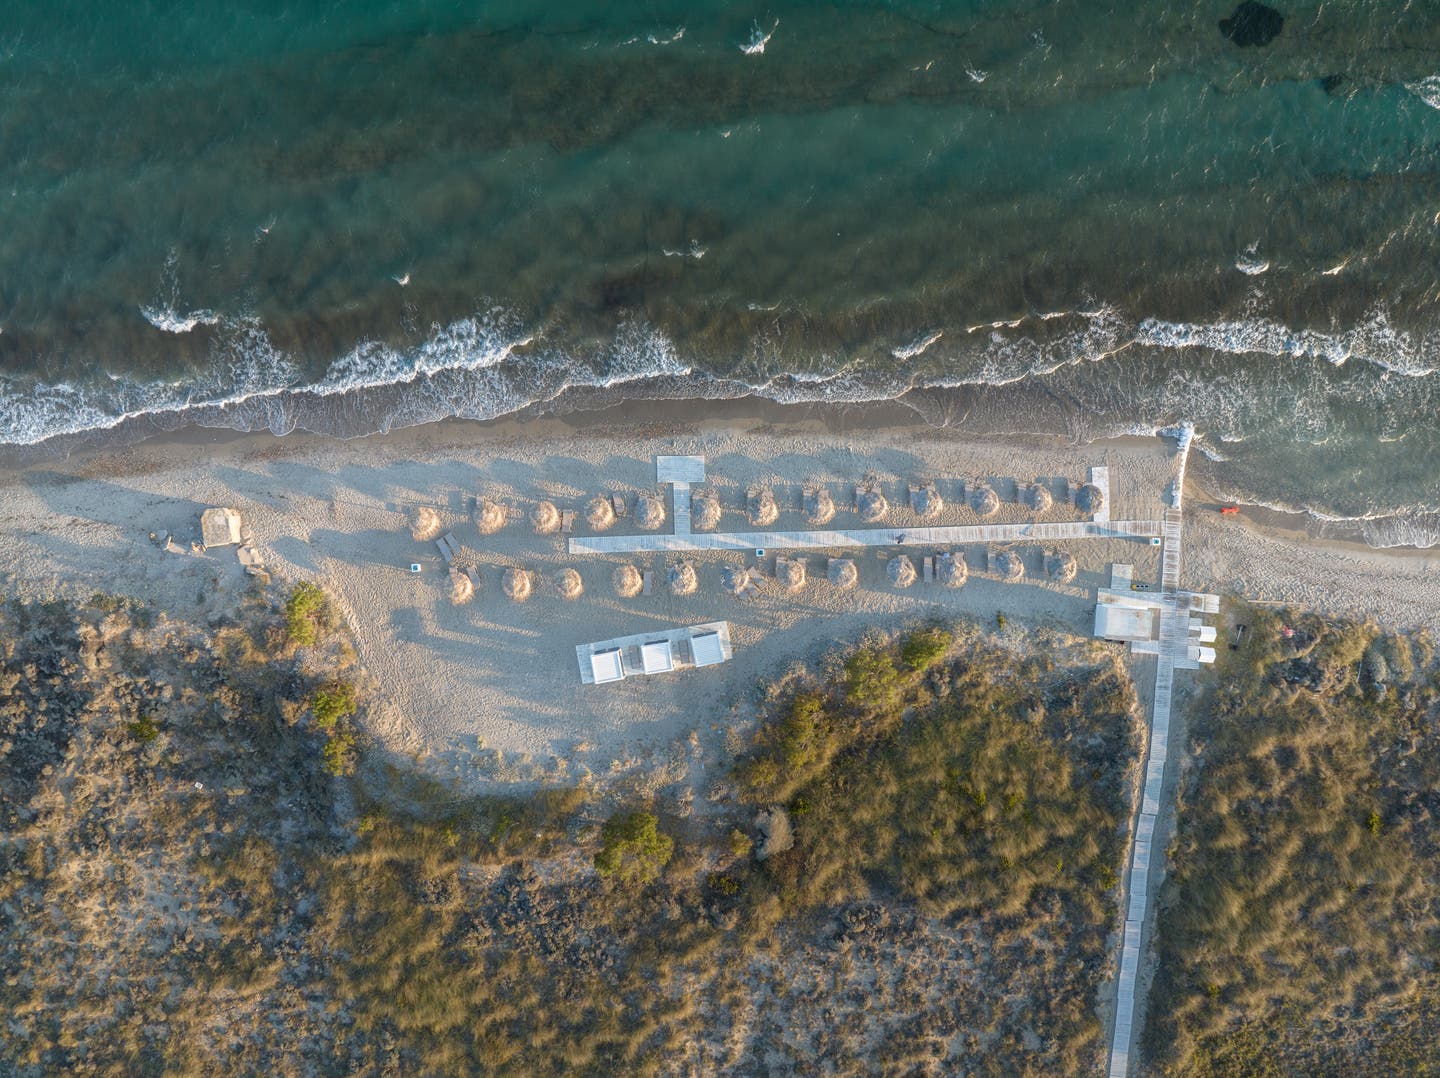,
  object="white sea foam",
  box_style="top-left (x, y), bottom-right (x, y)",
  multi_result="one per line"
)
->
top-left (662, 240), bottom-right (707, 260)
top-left (741, 19), bottom-right (778, 56)
top-left (1136, 308), bottom-right (1439, 376)
top-left (140, 305), bottom-right (222, 334)
top-left (1235, 243), bottom-right (1269, 276)
top-left (1405, 75), bottom-right (1440, 110)
top-left (892, 330), bottom-right (942, 360)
